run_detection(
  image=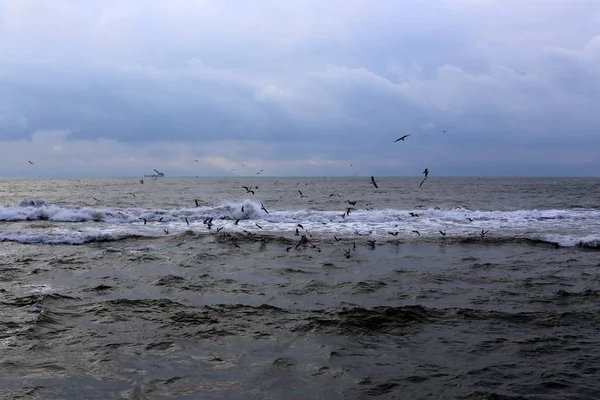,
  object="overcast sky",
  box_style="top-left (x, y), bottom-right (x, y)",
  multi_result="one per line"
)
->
top-left (1, 0), bottom-right (599, 177)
